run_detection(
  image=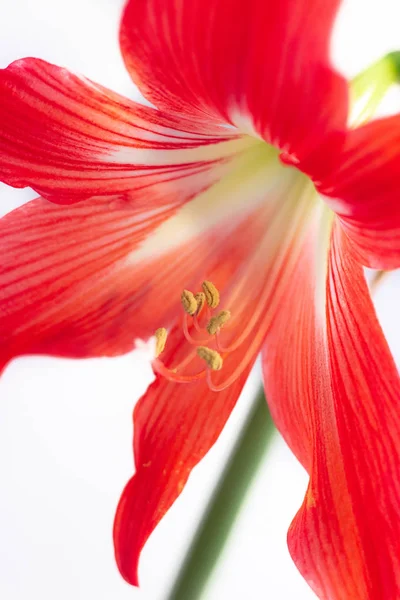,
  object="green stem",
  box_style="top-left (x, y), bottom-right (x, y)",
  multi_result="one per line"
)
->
top-left (387, 51), bottom-right (400, 78)
top-left (350, 50), bottom-right (400, 126)
top-left (167, 388), bottom-right (276, 600)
